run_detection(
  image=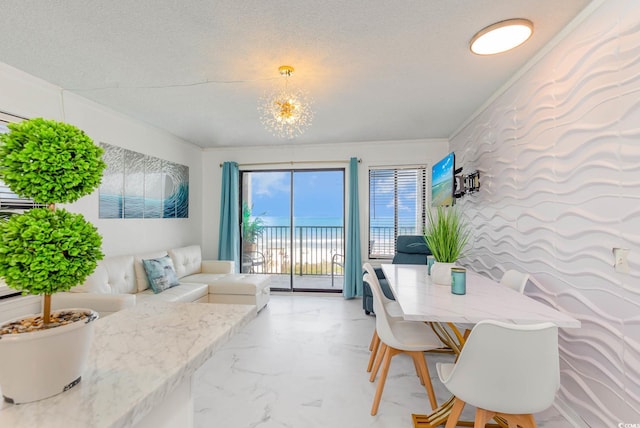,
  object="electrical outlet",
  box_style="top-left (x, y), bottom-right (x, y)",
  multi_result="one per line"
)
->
top-left (613, 248), bottom-right (630, 274)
